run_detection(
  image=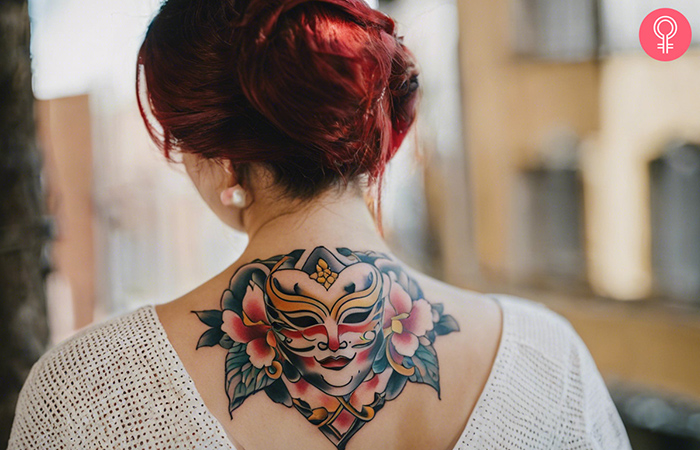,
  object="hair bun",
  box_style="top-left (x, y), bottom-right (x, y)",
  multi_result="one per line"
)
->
top-left (138, 0), bottom-right (420, 202)
top-left (389, 58), bottom-right (420, 150)
top-left (232, 0), bottom-right (420, 180)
